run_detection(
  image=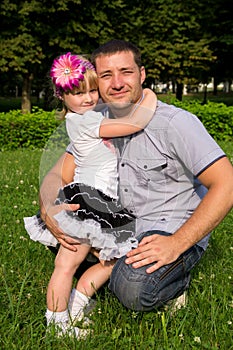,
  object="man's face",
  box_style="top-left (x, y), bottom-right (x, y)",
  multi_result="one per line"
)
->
top-left (95, 51), bottom-right (146, 106)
